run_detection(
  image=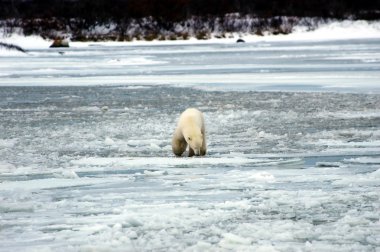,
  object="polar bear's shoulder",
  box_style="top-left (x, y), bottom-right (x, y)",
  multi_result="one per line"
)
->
top-left (178, 108), bottom-right (204, 126)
